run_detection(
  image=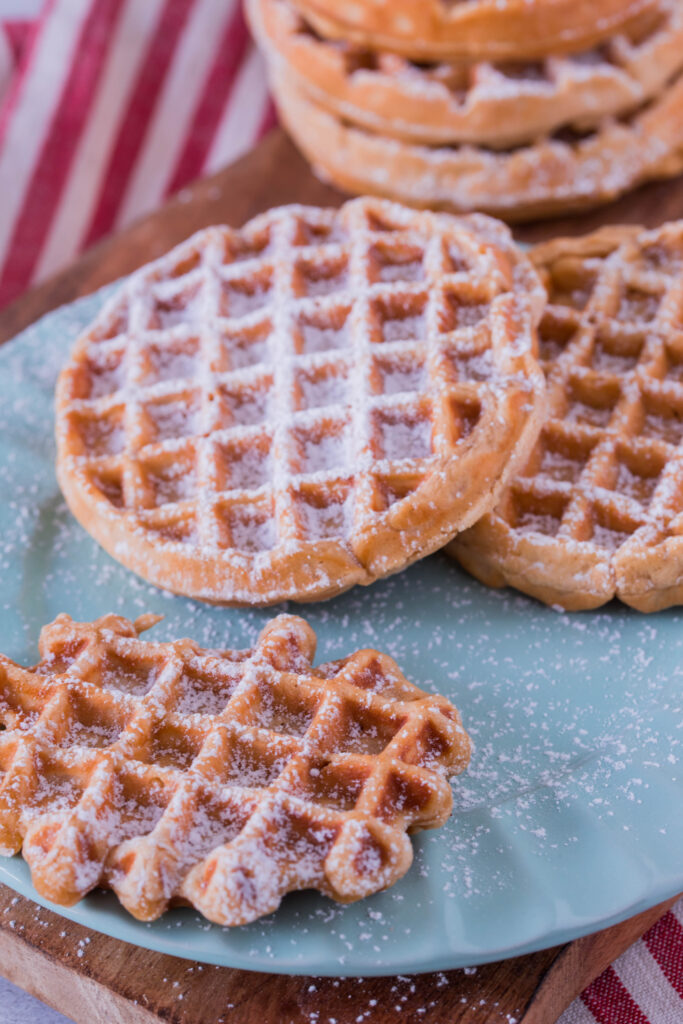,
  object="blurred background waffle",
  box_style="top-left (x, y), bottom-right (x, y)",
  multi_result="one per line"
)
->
top-left (247, 0), bottom-right (683, 221)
